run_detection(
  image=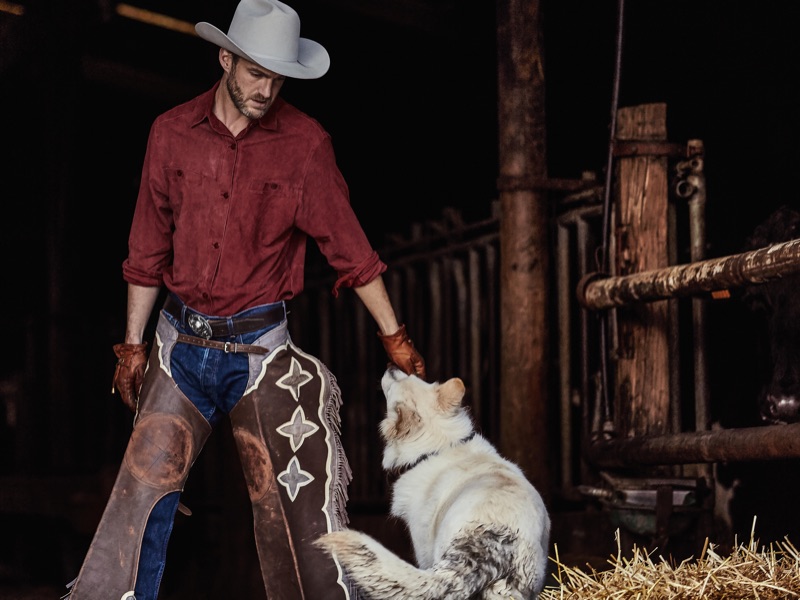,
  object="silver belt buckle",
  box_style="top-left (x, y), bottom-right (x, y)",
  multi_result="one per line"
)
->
top-left (187, 313), bottom-right (213, 339)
